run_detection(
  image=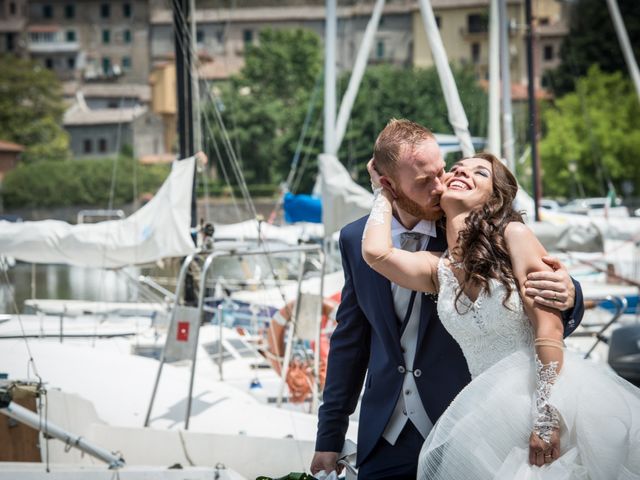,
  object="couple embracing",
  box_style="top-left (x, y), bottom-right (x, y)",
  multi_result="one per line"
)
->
top-left (311, 119), bottom-right (640, 479)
